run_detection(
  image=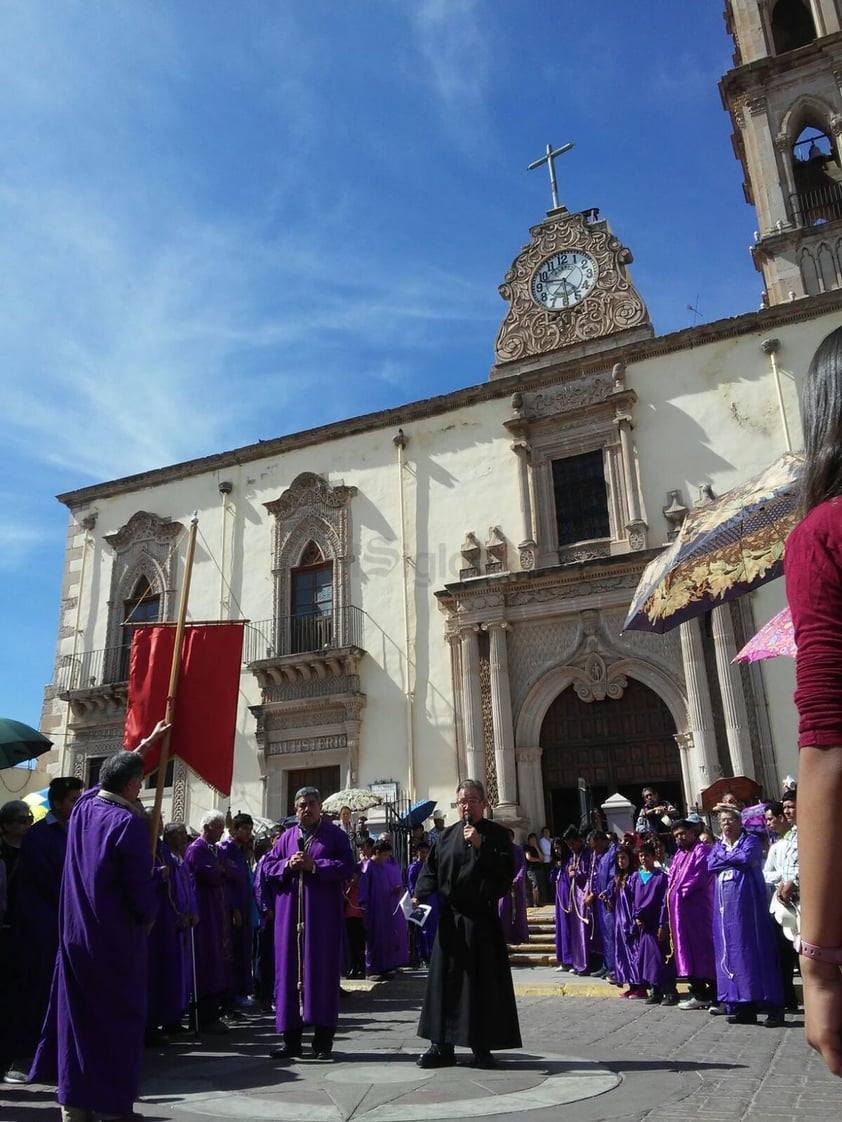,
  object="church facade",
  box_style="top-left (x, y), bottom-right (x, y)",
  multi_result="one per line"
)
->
top-left (39, 0), bottom-right (842, 833)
